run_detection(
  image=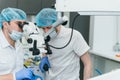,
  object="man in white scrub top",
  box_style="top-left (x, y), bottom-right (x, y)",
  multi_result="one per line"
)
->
top-left (36, 8), bottom-right (92, 80)
top-left (0, 7), bottom-right (34, 80)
